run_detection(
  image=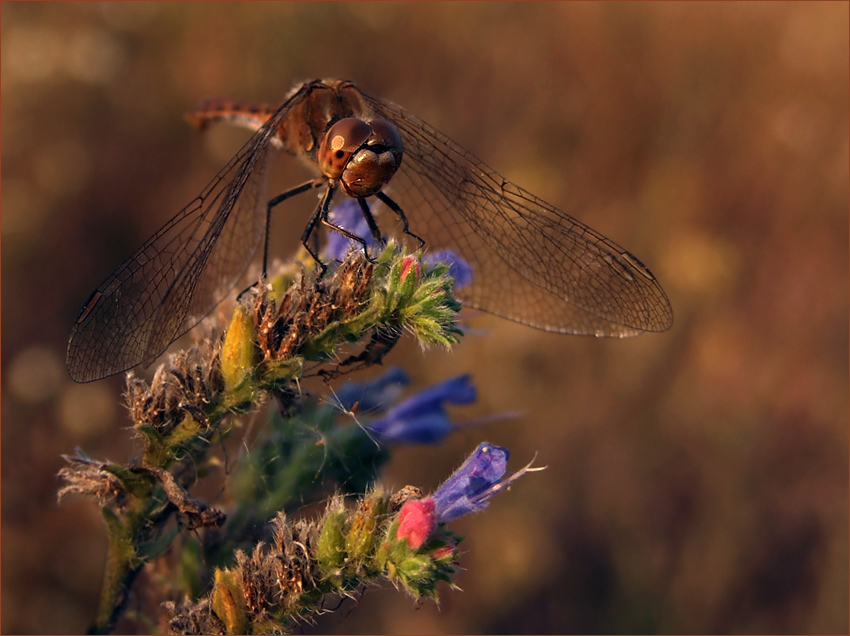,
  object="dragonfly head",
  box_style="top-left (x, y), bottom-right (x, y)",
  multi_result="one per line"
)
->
top-left (318, 117), bottom-right (403, 198)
